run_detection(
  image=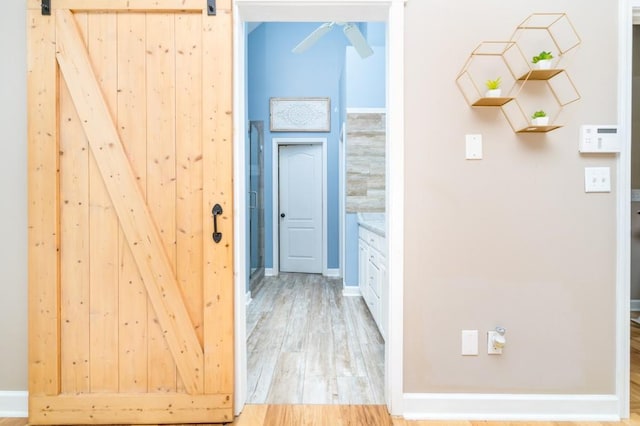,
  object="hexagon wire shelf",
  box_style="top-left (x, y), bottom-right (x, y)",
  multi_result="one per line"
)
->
top-left (456, 12), bottom-right (581, 133)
